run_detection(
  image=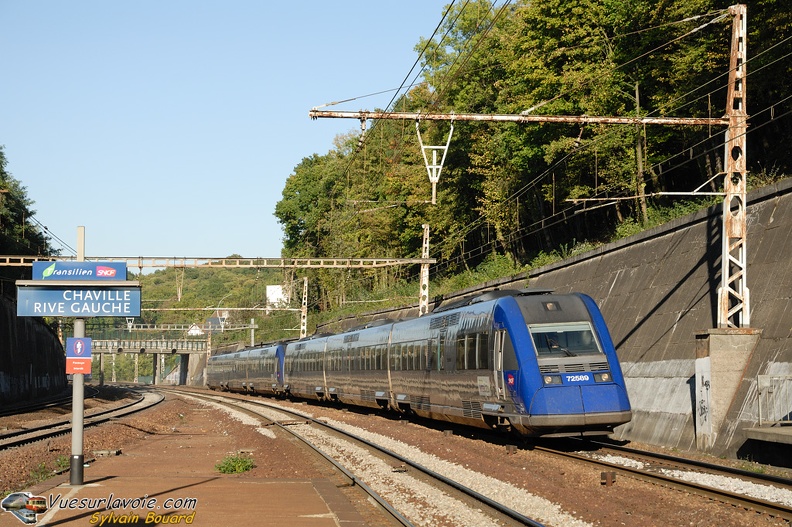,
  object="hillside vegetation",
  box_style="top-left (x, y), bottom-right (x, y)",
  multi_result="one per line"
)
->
top-left (273, 0), bottom-right (792, 325)
top-left (3, 1), bottom-right (791, 347)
